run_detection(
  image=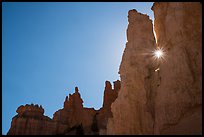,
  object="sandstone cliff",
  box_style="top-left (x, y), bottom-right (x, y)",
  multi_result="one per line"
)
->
top-left (107, 2), bottom-right (202, 135)
top-left (152, 2), bottom-right (202, 134)
top-left (107, 9), bottom-right (156, 135)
